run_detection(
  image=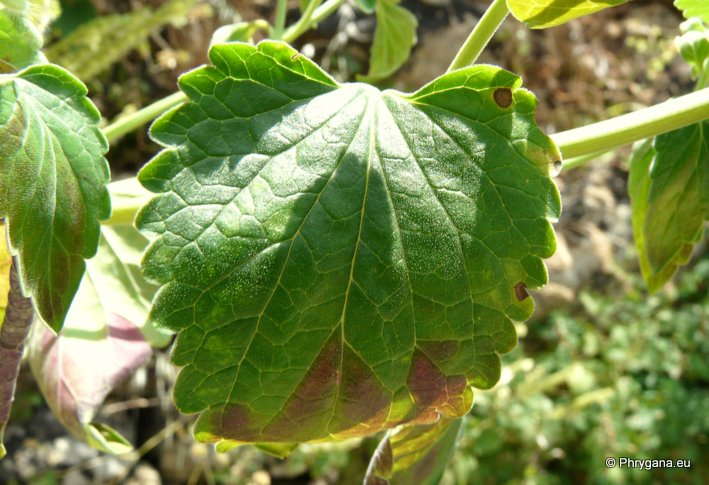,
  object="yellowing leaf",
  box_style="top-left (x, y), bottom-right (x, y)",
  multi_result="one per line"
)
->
top-left (508, 0), bottom-right (630, 29)
top-left (0, 223), bottom-right (10, 327)
top-left (365, 417), bottom-right (462, 485)
top-left (675, 0), bottom-right (709, 24)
